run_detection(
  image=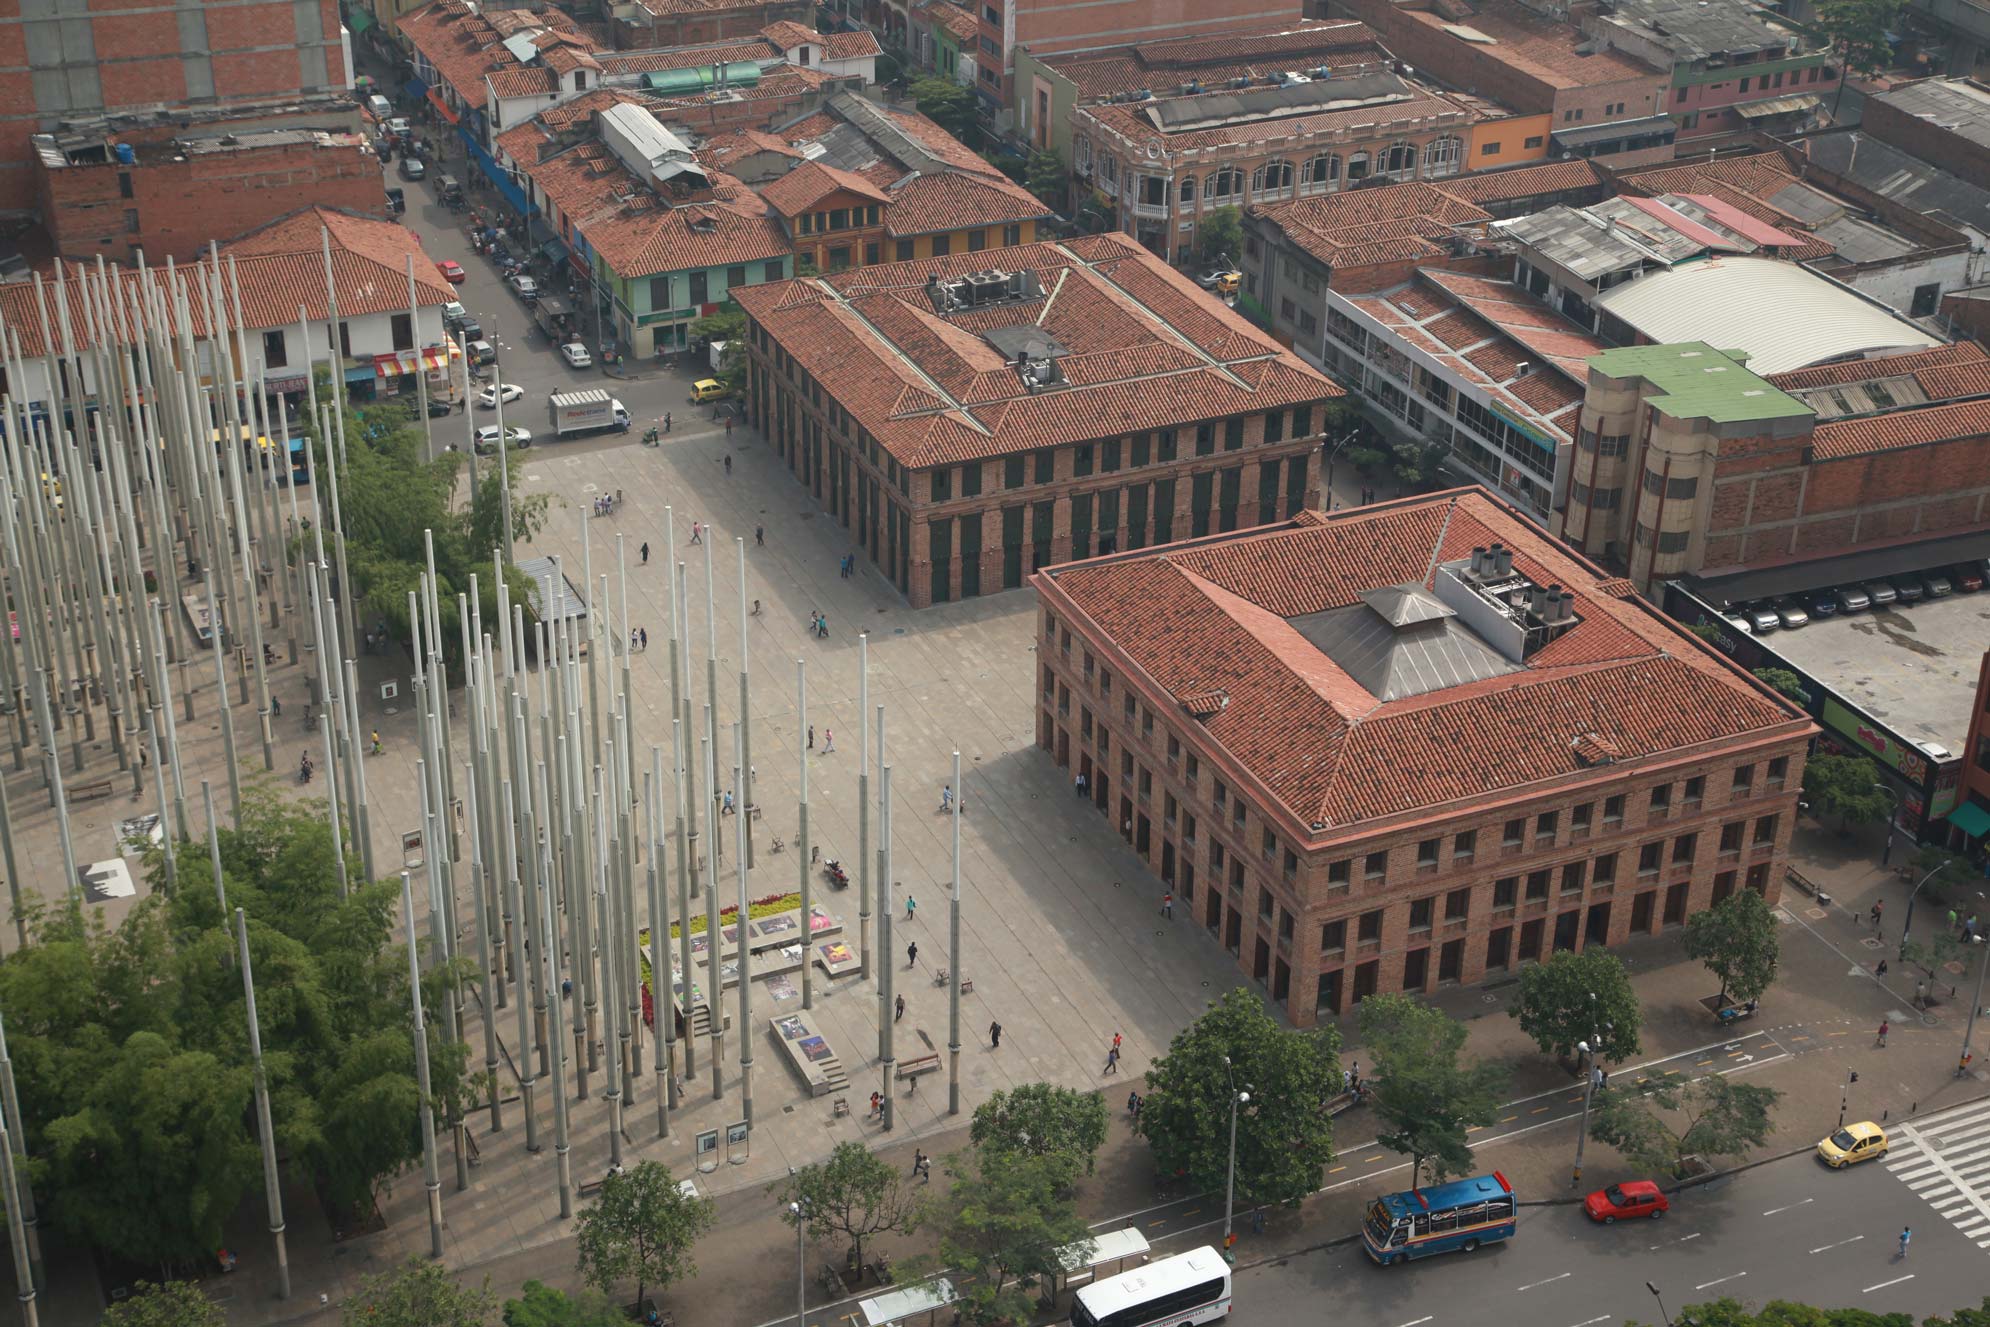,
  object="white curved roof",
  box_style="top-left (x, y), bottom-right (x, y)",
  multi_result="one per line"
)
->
top-left (1592, 256), bottom-right (1941, 375)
